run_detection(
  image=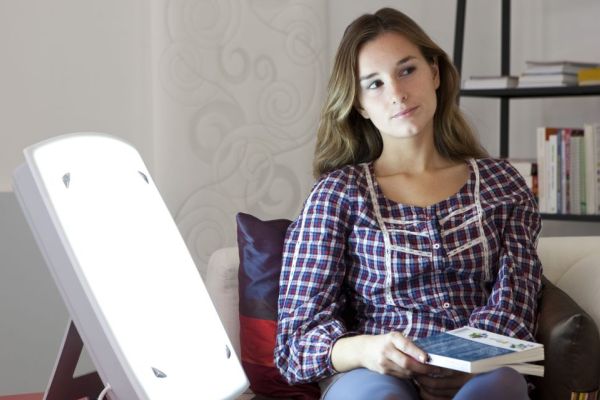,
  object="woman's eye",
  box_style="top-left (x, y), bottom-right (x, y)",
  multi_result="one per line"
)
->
top-left (400, 66), bottom-right (416, 76)
top-left (367, 80), bottom-right (383, 90)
